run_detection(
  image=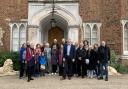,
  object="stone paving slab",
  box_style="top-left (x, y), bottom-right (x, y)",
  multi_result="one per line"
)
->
top-left (0, 75), bottom-right (128, 89)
